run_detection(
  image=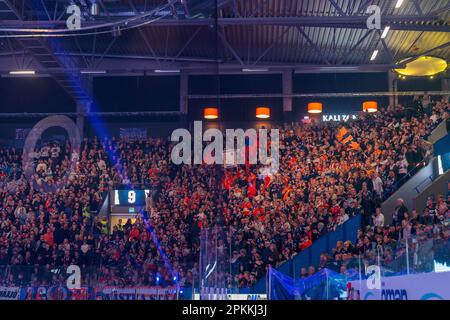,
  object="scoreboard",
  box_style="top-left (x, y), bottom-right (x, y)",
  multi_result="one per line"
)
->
top-left (113, 189), bottom-right (150, 206)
